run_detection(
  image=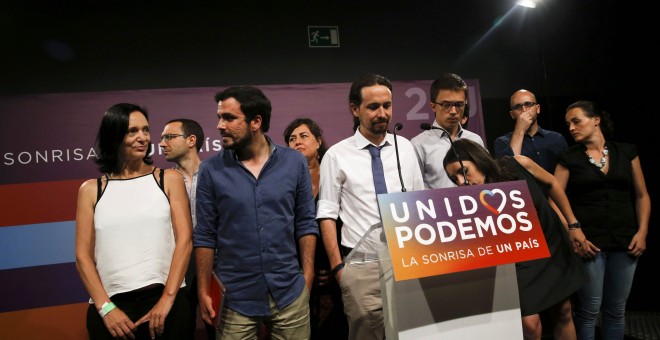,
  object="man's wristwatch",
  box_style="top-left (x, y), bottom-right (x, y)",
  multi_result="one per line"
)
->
top-left (568, 221), bottom-right (581, 230)
top-left (331, 262), bottom-right (345, 275)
